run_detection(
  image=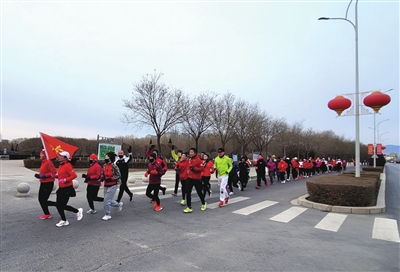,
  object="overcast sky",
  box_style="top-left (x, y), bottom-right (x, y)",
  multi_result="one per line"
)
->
top-left (1, 0), bottom-right (399, 147)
